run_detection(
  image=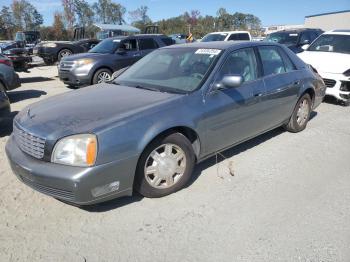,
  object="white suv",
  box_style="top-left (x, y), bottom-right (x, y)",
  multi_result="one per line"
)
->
top-left (298, 30), bottom-right (350, 105)
top-left (201, 31), bottom-right (251, 42)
